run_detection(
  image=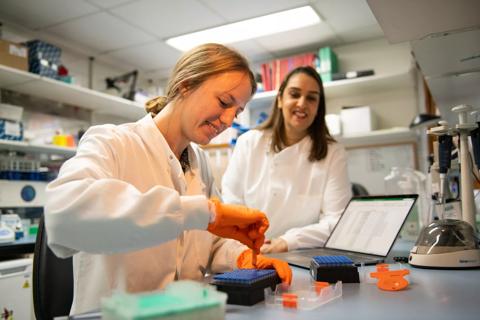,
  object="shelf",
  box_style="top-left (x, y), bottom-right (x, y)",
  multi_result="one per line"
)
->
top-left (201, 128), bottom-right (416, 150)
top-left (0, 65), bottom-right (146, 121)
top-left (247, 69), bottom-right (415, 110)
top-left (0, 139), bottom-right (76, 157)
top-left (337, 127), bottom-right (416, 148)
